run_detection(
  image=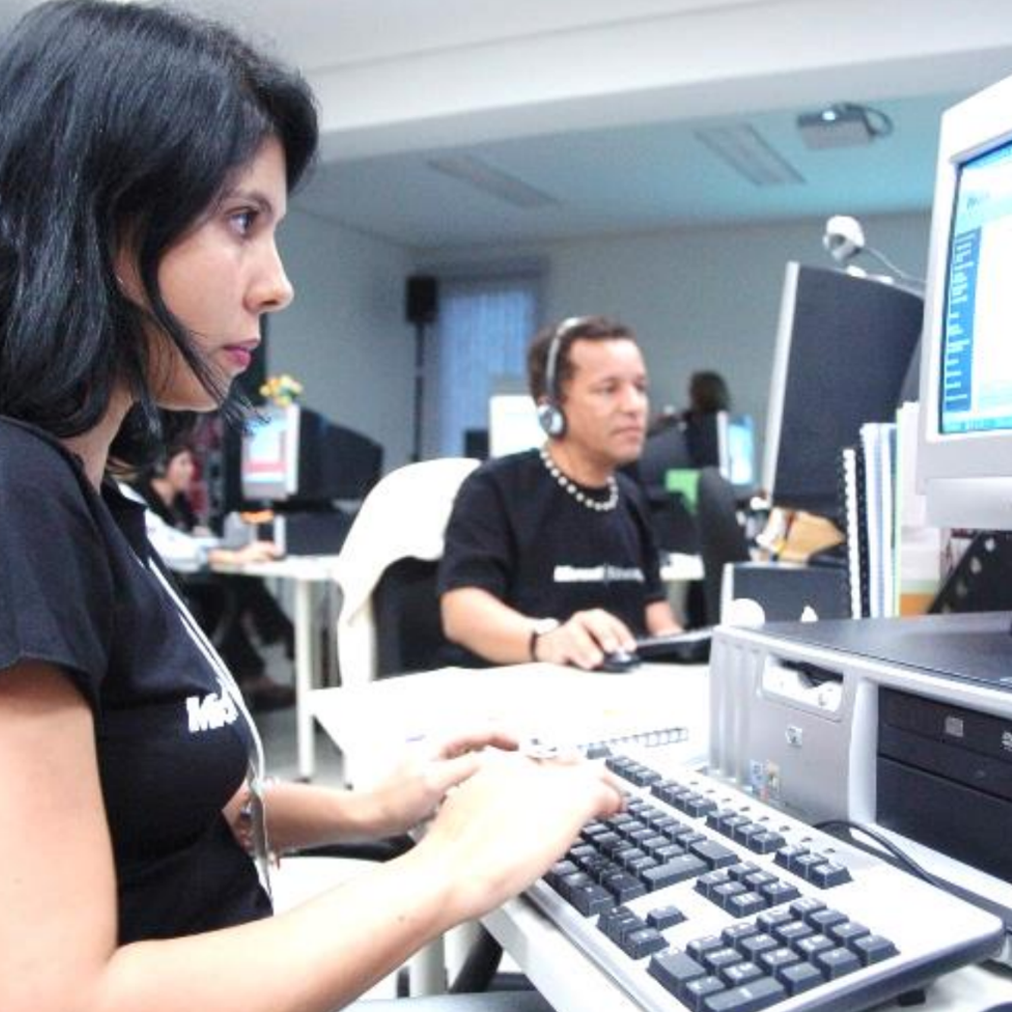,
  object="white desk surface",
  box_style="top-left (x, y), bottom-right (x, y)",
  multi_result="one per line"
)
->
top-left (311, 662), bottom-right (710, 788)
